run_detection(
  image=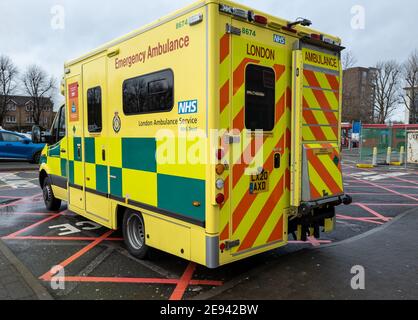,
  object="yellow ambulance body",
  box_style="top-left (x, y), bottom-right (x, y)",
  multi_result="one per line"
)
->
top-left (38, 0), bottom-right (351, 268)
